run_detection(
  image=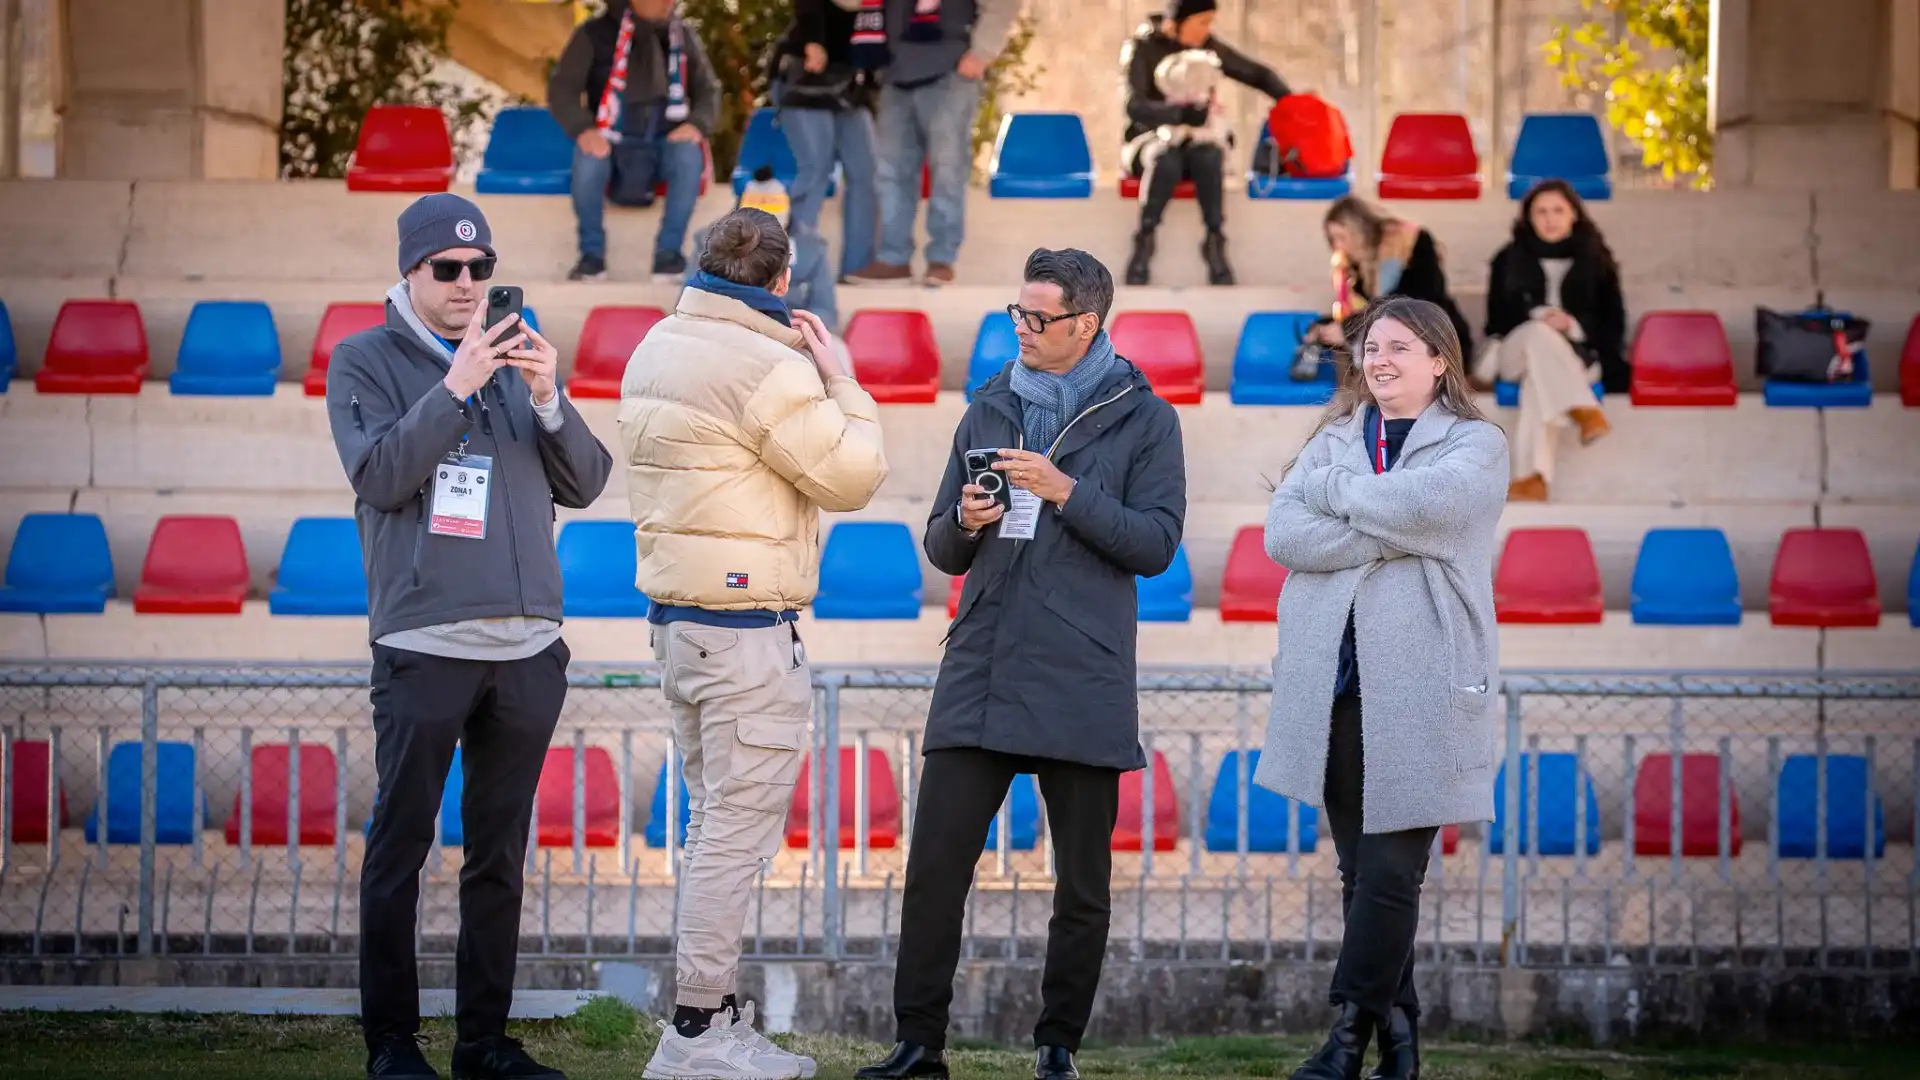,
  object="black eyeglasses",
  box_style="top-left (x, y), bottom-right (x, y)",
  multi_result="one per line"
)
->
top-left (422, 256), bottom-right (497, 283)
top-left (1007, 304), bottom-right (1090, 335)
